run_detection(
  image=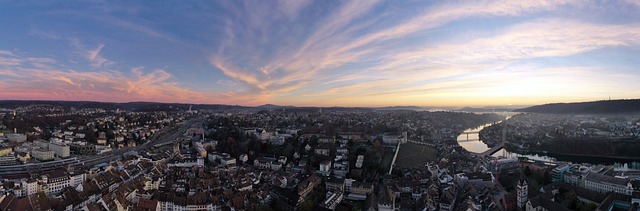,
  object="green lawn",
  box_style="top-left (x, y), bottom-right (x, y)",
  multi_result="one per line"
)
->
top-left (395, 143), bottom-right (438, 168)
